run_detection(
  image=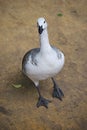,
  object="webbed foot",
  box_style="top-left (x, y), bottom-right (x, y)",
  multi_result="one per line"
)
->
top-left (52, 78), bottom-right (64, 101)
top-left (52, 86), bottom-right (64, 100)
top-left (36, 96), bottom-right (51, 108)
